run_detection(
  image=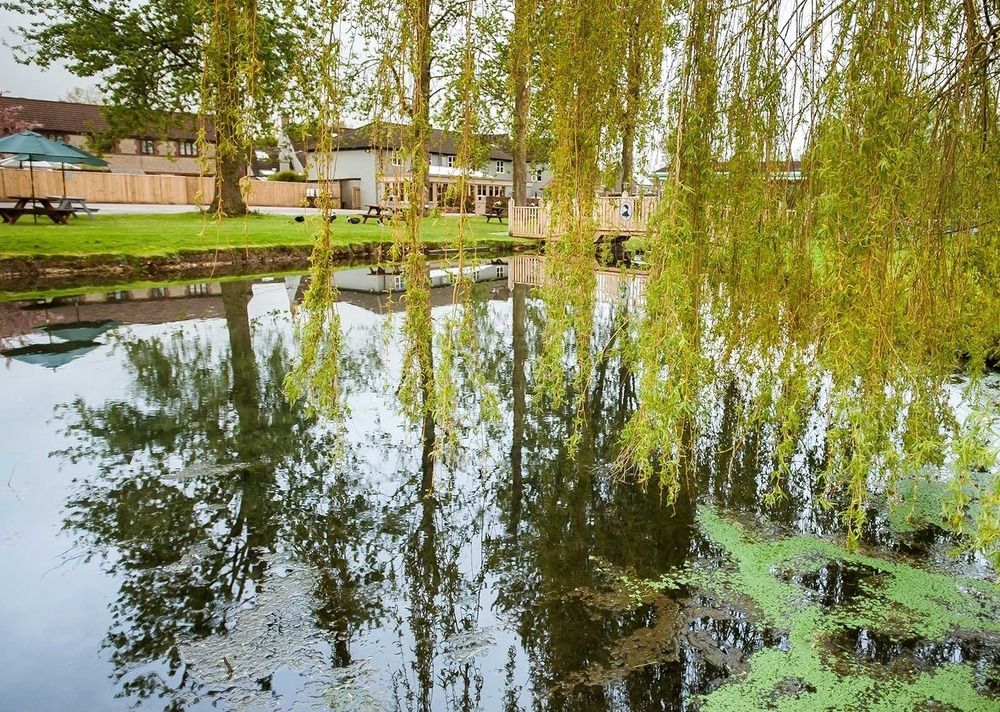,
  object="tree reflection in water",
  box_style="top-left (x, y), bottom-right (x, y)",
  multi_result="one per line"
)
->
top-left (52, 277), bottom-right (998, 711)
